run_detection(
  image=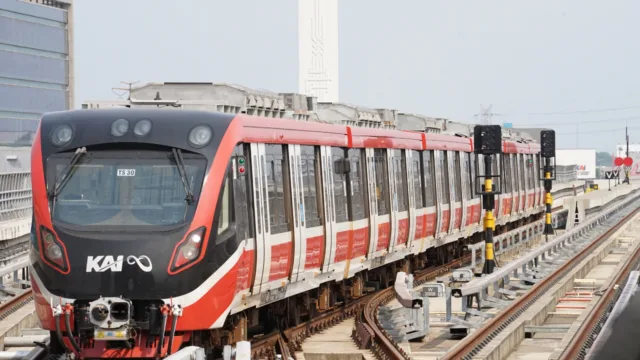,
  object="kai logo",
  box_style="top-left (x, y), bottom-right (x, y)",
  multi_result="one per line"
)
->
top-left (86, 255), bottom-right (153, 273)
